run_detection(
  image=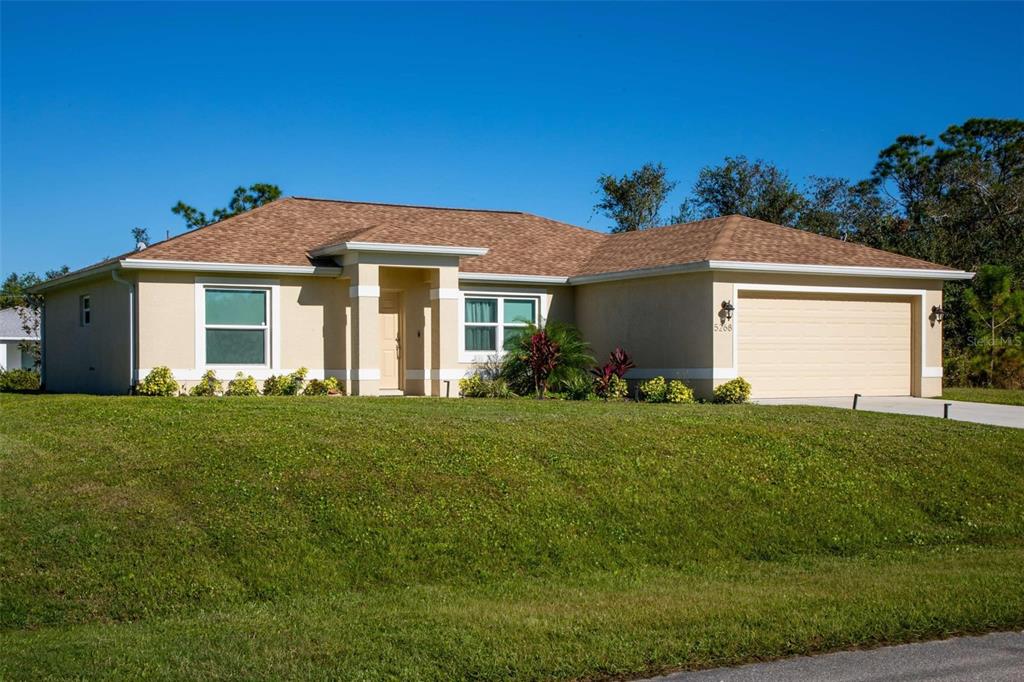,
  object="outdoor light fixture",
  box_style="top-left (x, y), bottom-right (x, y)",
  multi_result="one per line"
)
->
top-left (721, 300), bottom-right (735, 321)
top-left (932, 305), bottom-right (945, 323)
